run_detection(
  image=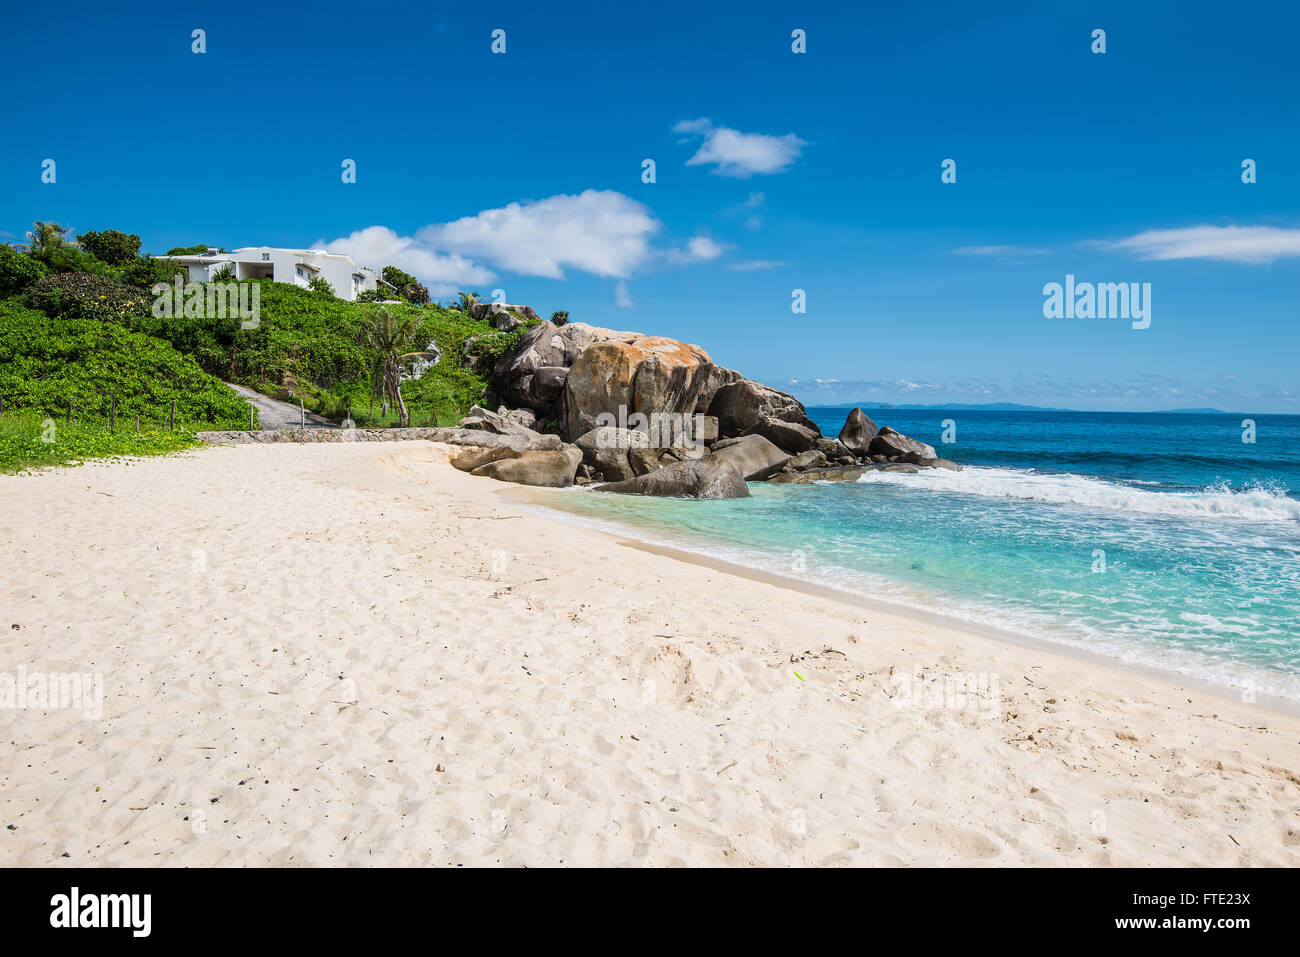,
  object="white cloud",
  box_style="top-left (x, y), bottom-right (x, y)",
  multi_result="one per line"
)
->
top-left (318, 226), bottom-right (494, 295)
top-left (613, 280), bottom-right (634, 308)
top-left (1103, 225), bottom-right (1300, 264)
top-left (673, 118), bottom-right (806, 177)
top-left (666, 234), bottom-right (730, 265)
top-left (419, 190), bottom-right (659, 278)
top-left (727, 259), bottom-right (788, 271)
